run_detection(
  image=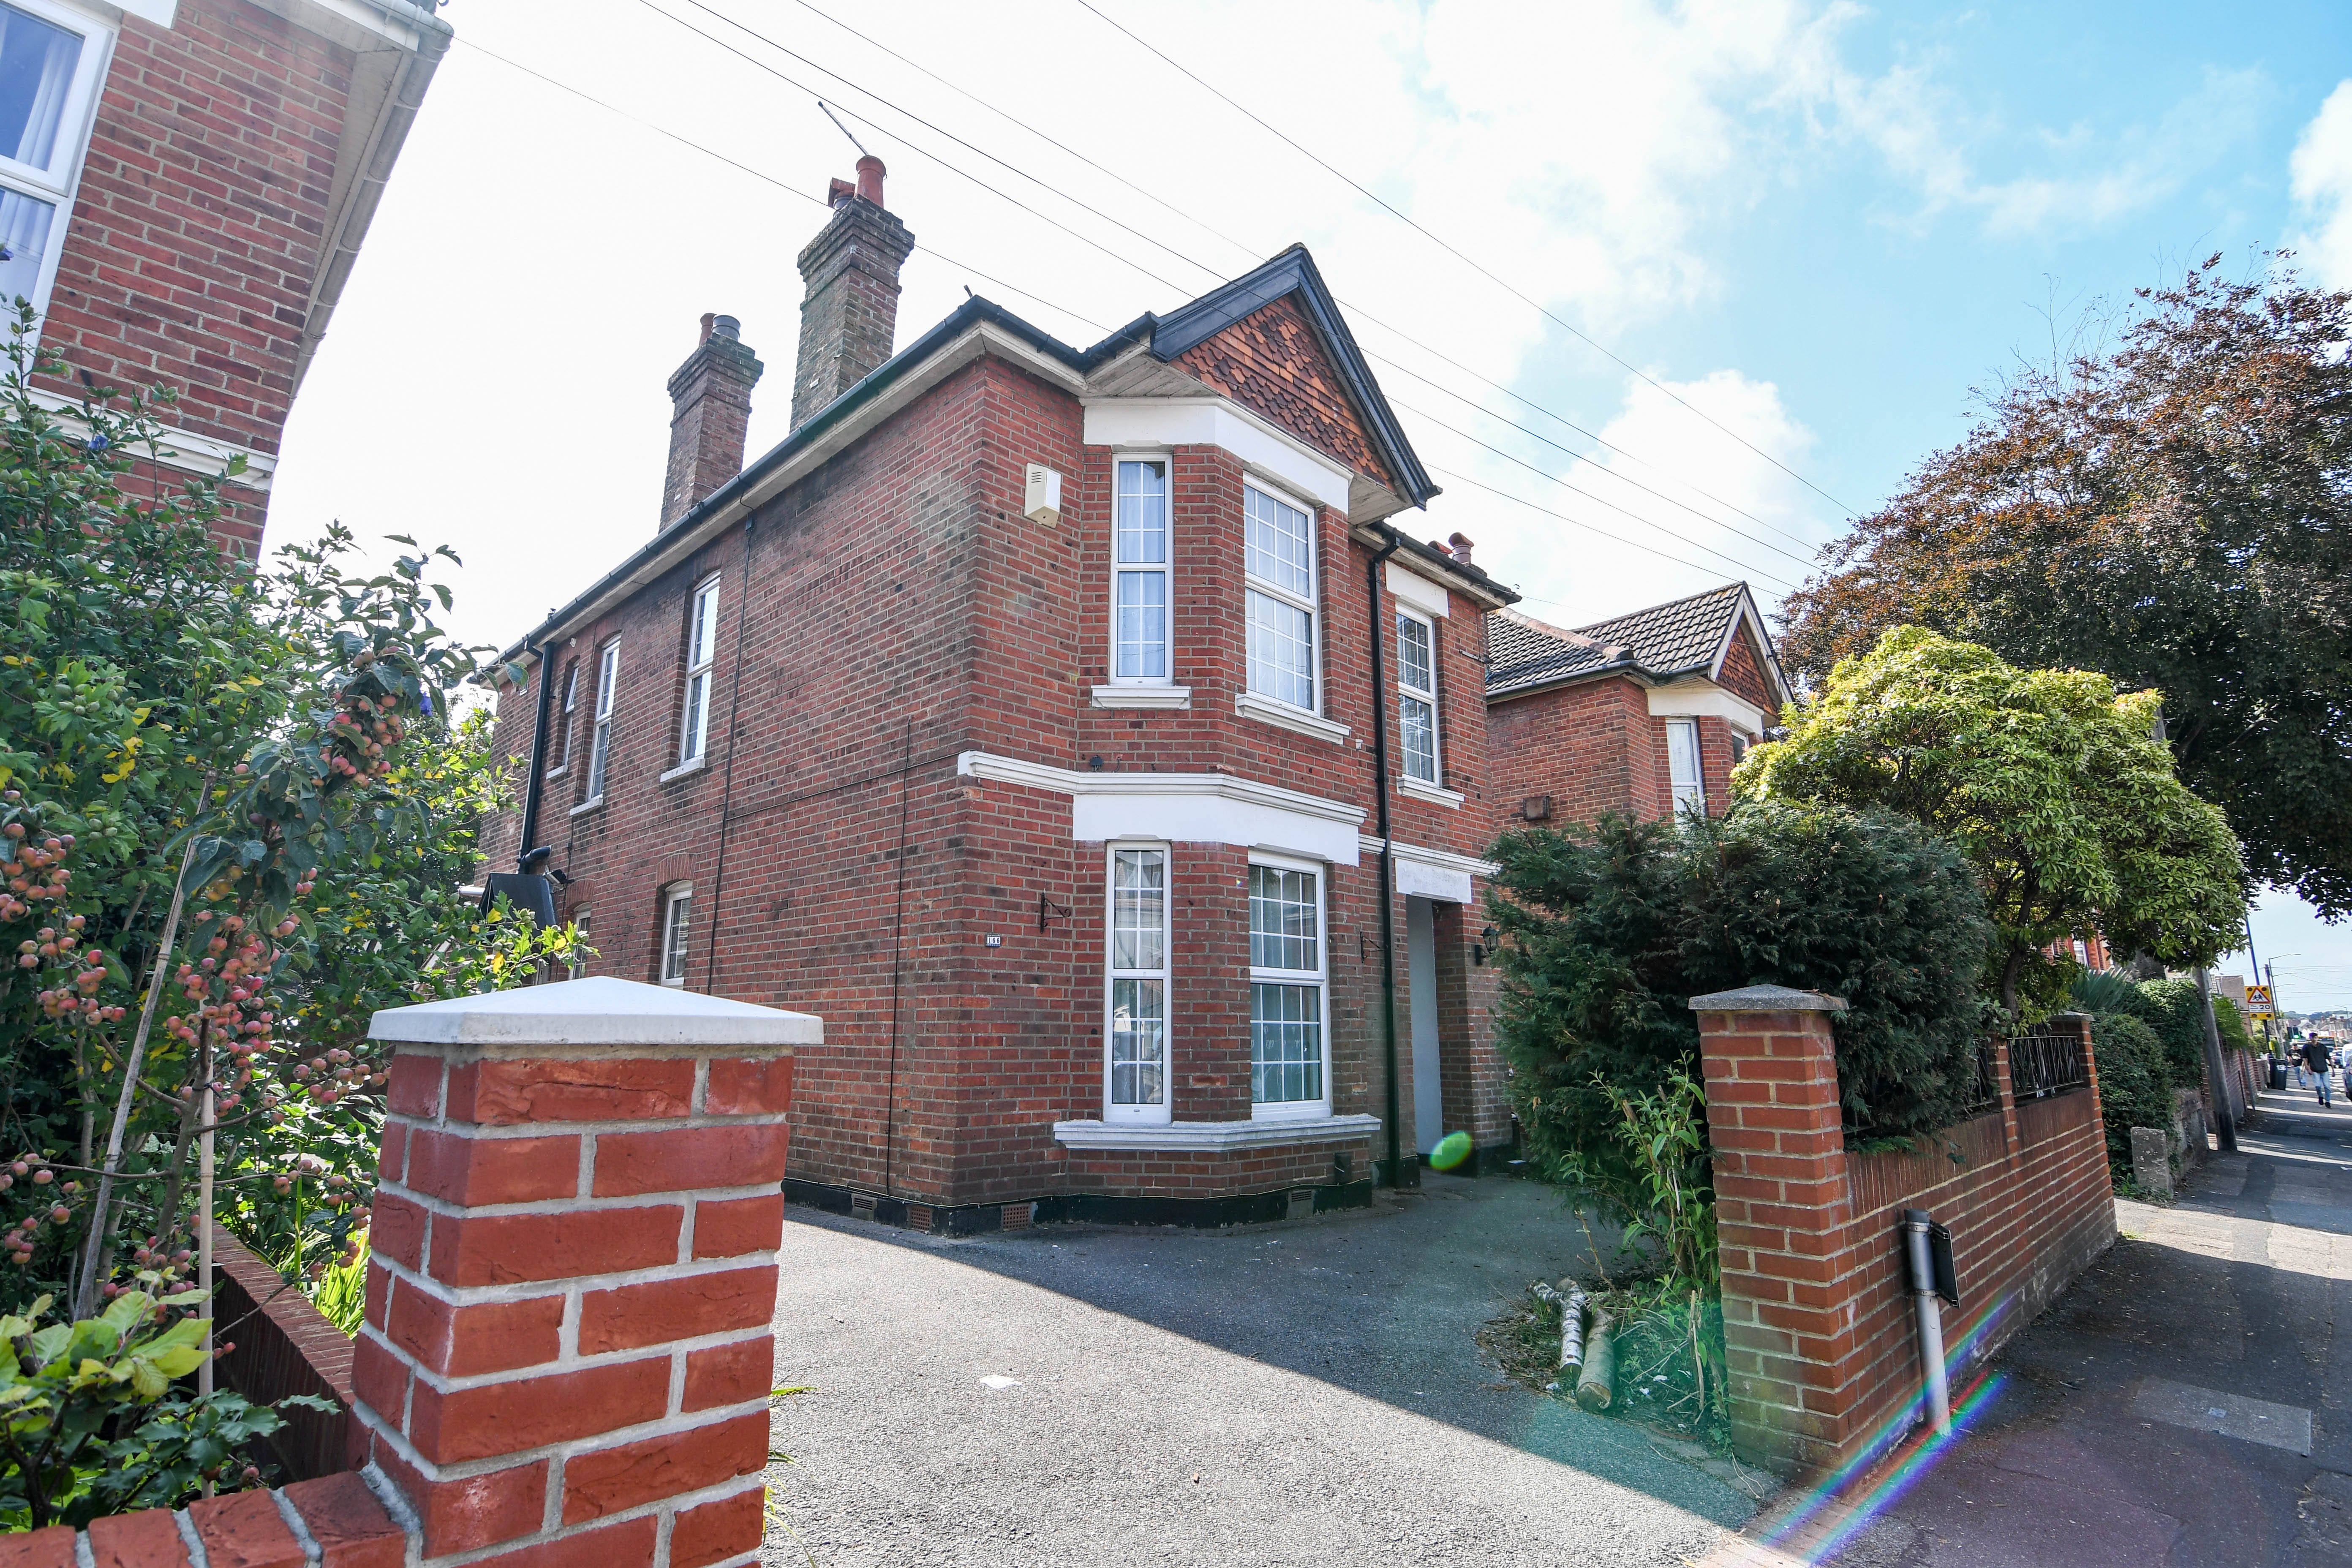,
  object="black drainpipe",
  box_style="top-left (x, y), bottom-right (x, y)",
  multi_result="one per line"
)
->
top-left (1366, 535), bottom-right (1410, 1189)
top-left (702, 515), bottom-right (759, 991)
top-left (513, 634), bottom-right (557, 871)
